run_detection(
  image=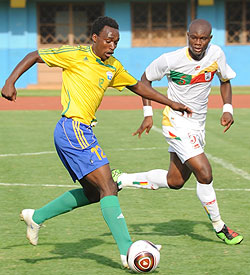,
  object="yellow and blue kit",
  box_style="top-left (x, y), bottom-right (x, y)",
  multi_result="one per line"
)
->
top-left (39, 45), bottom-right (138, 180)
